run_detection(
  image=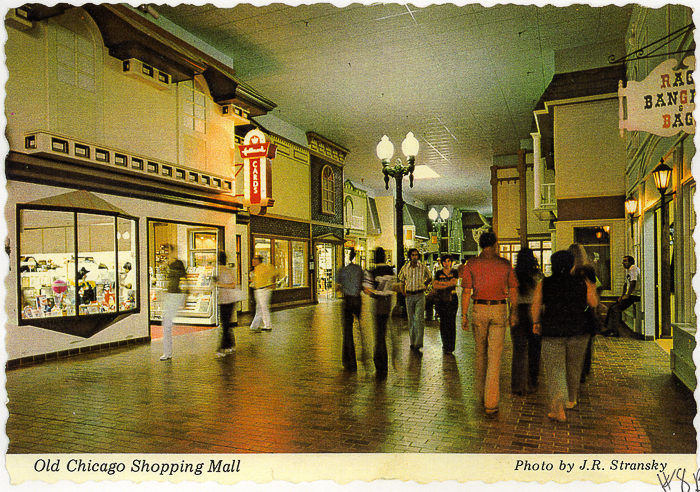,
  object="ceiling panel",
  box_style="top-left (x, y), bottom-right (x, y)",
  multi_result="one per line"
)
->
top-left (156, 2), bottom-right (634, 213)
